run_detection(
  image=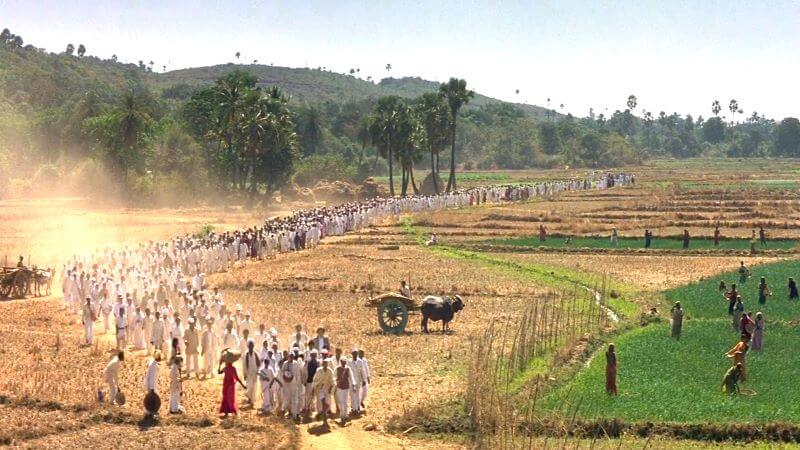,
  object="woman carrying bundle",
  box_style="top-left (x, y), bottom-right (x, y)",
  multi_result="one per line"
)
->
top-left (219, 349), bottom-right (246, 417)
